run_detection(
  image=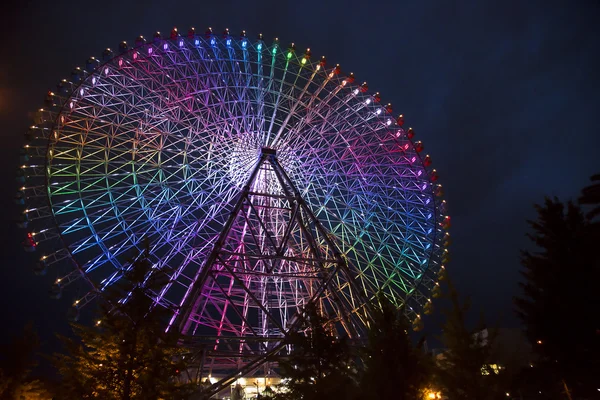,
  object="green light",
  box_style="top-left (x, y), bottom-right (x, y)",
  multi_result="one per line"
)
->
top-left (287, 52), bottom-right (292, 59)
top-left (272, 48), bottom-right (277, 55)
top-left (301, 58), bottom-right (307, 65)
